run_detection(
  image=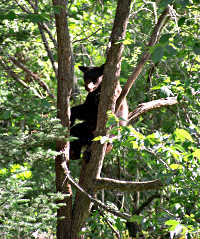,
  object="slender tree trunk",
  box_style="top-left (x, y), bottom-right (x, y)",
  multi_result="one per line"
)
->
top-left (52, 0), bottom-right (73, 238)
